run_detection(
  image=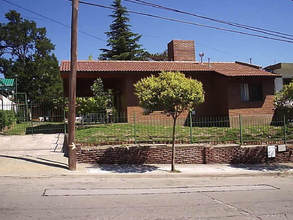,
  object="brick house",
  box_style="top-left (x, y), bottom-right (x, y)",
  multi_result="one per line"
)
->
top-left (264, 63), bottom-right (293, 93)
top-left (60, 40), bottom-right (278, 122)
